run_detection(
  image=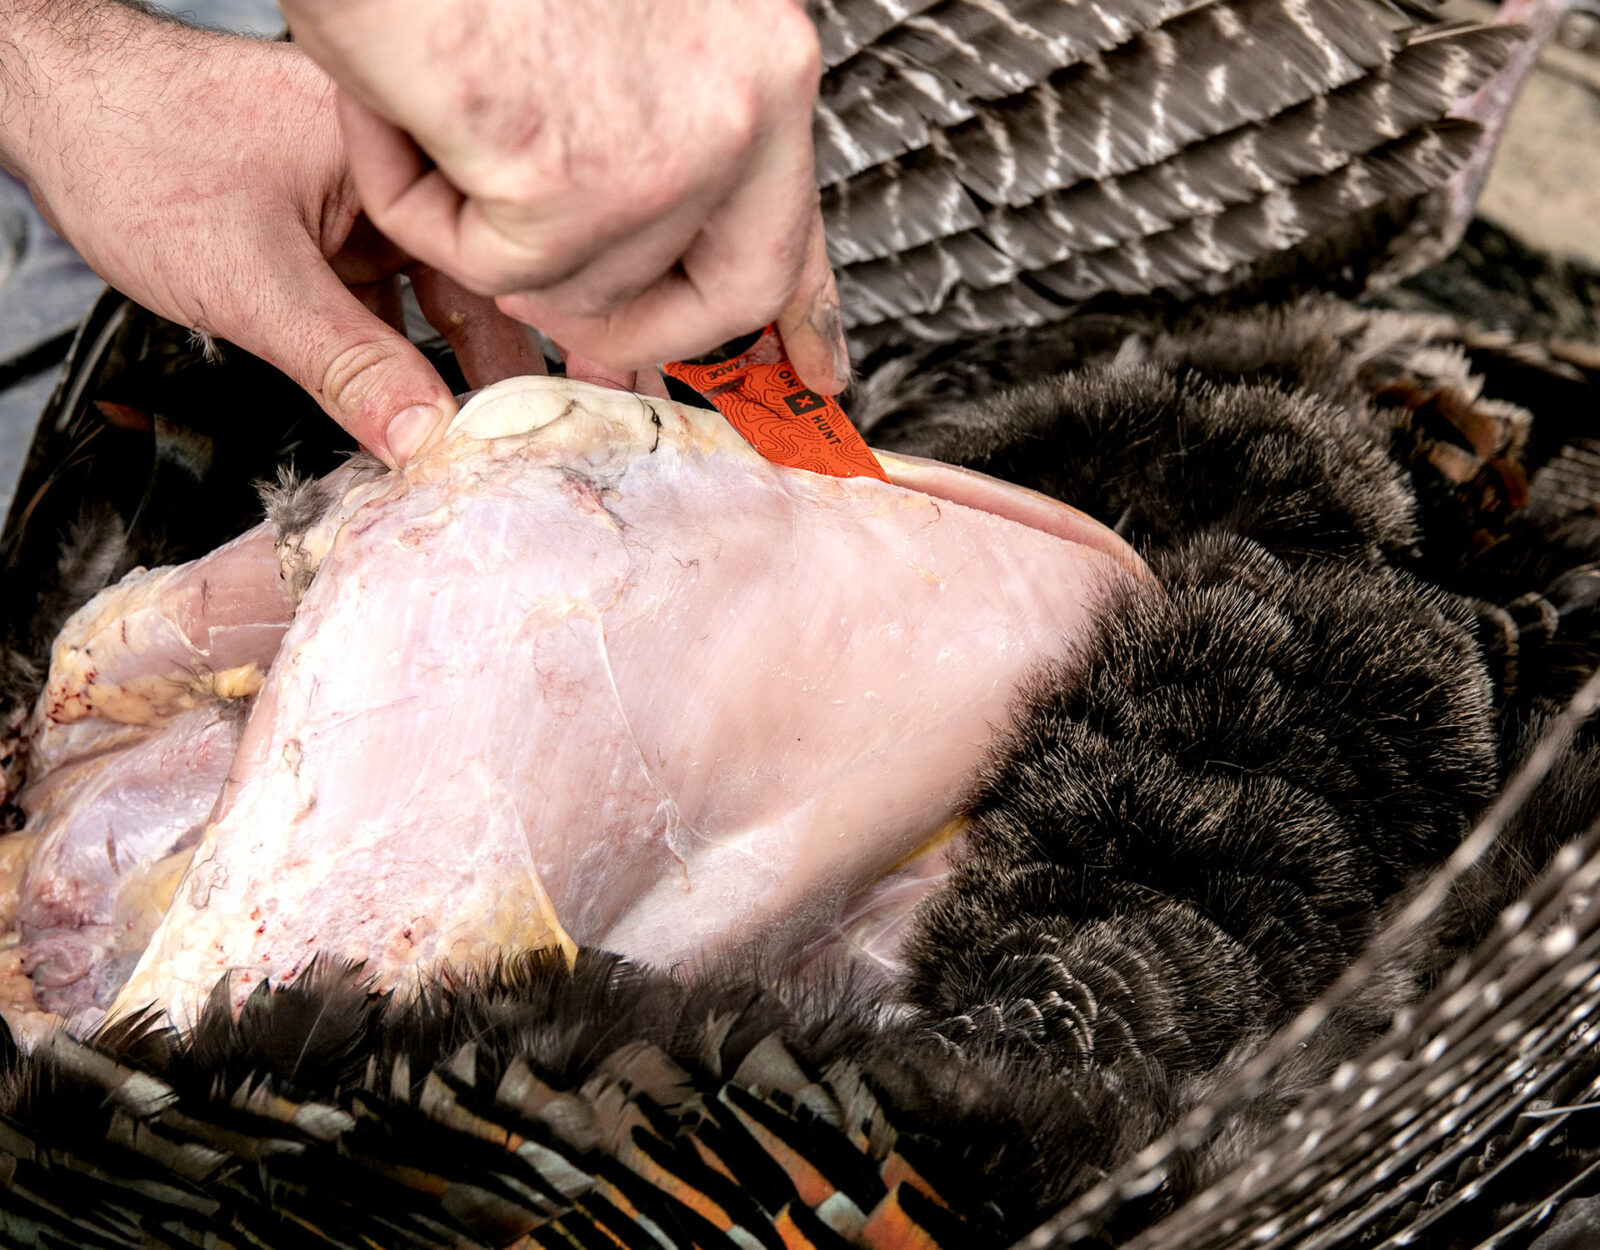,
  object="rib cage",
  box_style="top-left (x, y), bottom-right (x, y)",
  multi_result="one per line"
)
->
top-left (811, 0), bottom-right (1522, 349)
